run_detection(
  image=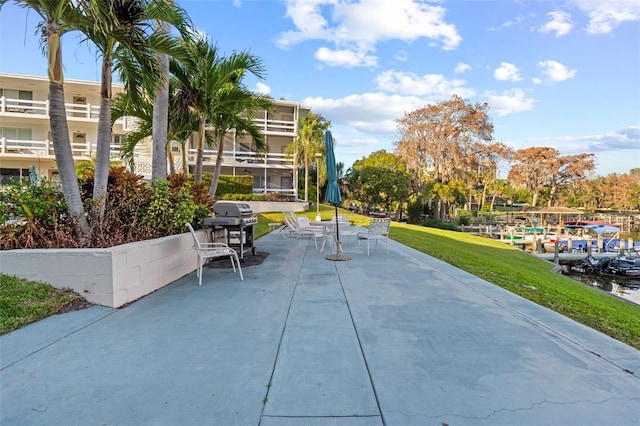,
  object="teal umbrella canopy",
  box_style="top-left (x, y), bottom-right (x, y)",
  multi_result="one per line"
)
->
top-left (324, 130), bottom-right (341, 206)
